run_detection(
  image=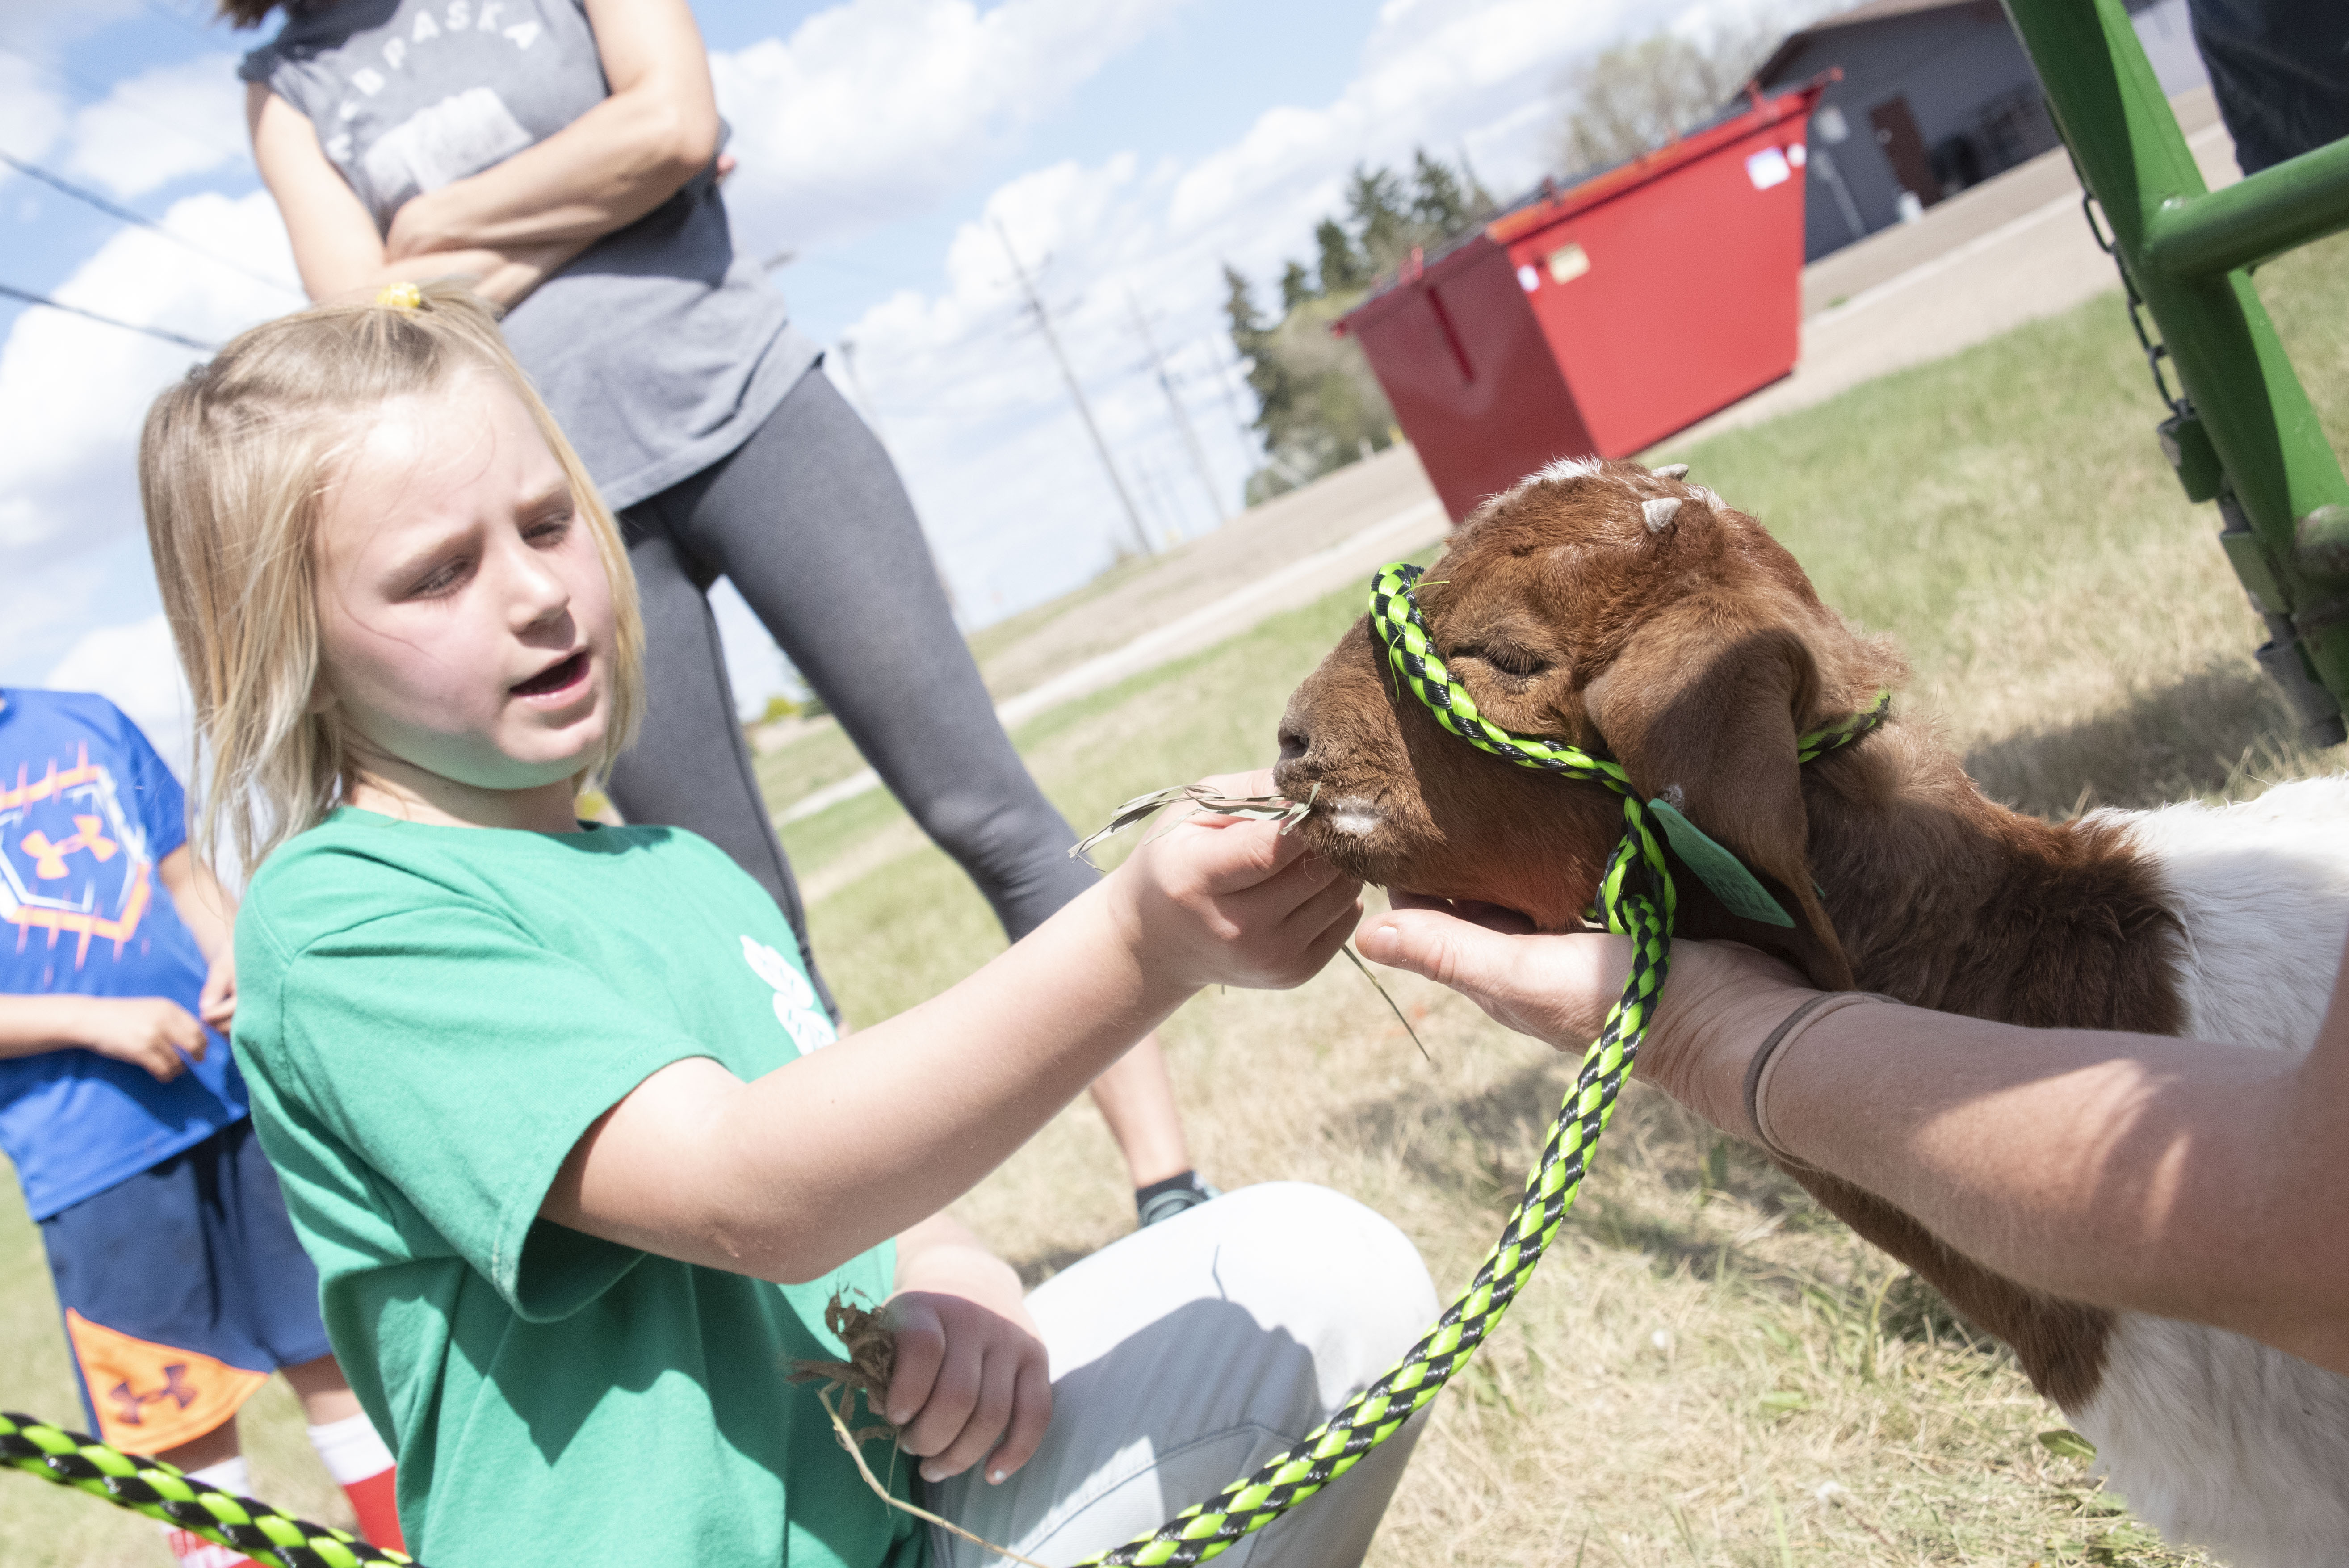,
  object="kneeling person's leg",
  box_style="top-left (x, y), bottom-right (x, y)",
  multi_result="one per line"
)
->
top-left (928, 1183), bottom-right (1437, 1568)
